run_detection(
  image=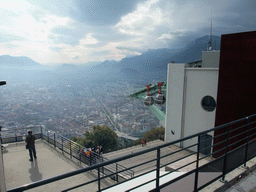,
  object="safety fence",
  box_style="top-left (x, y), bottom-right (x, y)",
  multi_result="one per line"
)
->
top-left (2, 114), bottom-right (256, 192)
top-left (41, 127), bottom-right (134, 182)
top-left (1, 126), bottom-right (134, 184)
